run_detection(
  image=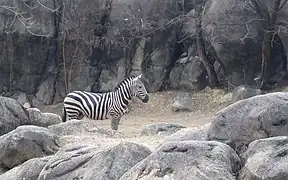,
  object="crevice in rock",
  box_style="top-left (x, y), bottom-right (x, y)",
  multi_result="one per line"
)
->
top-left (161, 30), bottom-right (184, 91)
top-left (272, 119), bottom-right (287, 126)
top-left (54, 155), bottom-right (93, 178)
top-left (4, 101), bottom-right (29, 124)
top-left (163, 146), bottom-right (189, 153)
top-left (155, 167), bottom-right (174, 178)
